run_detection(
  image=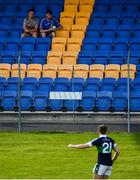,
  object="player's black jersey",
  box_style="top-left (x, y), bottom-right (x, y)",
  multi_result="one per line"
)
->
top-left (87, 135), bottom-right (116, 166)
